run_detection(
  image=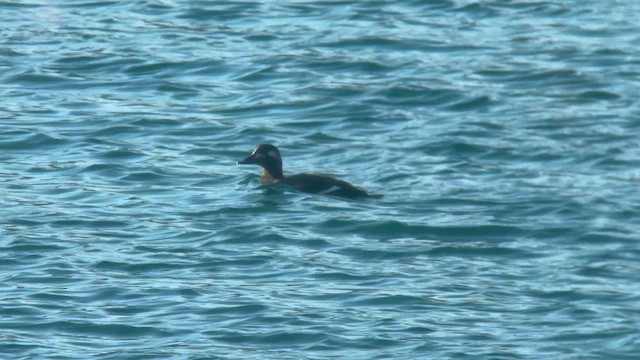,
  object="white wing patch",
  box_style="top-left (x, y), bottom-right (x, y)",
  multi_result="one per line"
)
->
top-left (318, 185), bottom-right (342, 194)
